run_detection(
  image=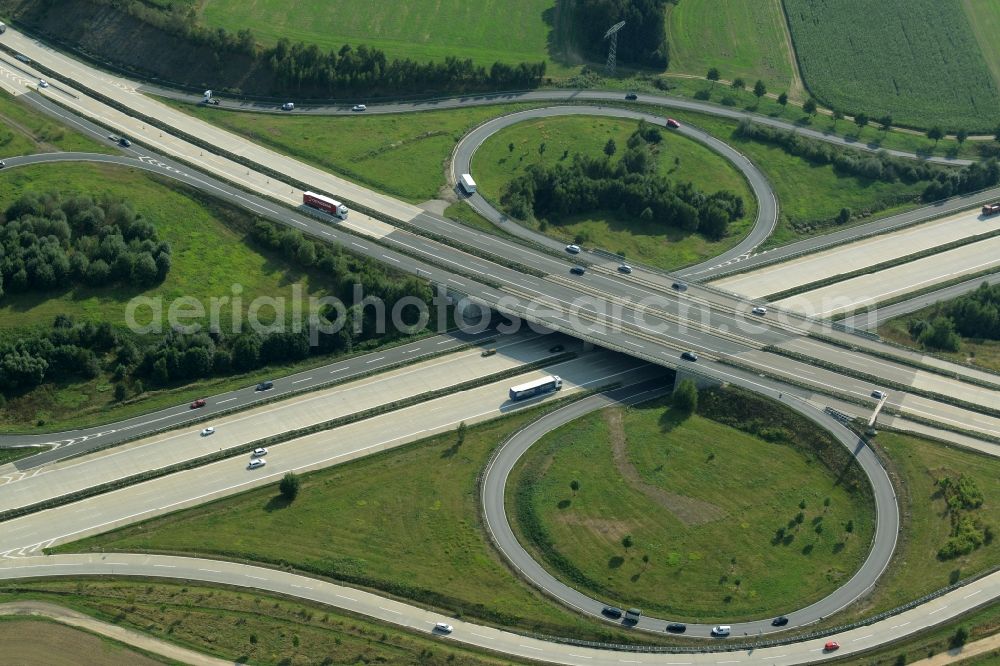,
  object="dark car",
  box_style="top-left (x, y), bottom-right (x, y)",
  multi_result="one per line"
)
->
top-left (602, 606), bottom-right (623, 619)
top-left (671, 282), bottom-right (688, 292)
top-left (256, 380), bottom-right (274, 391)
top-left (666, 623), bottom-right (687, 633)
top-left (771, 616), bottom-right (789, 627)
top-left (680, 351), bottom-right (698, 362)
top-left (666, 118), bottom-right (681, 129)
top-left (625, 92), bottom-right (638, 100)
top-left (118, 137), bottom-right (131, 147)
top-left (570, 266), bottom-right (586, 275)
top-left (549, 344), bottom-right (565, 353)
